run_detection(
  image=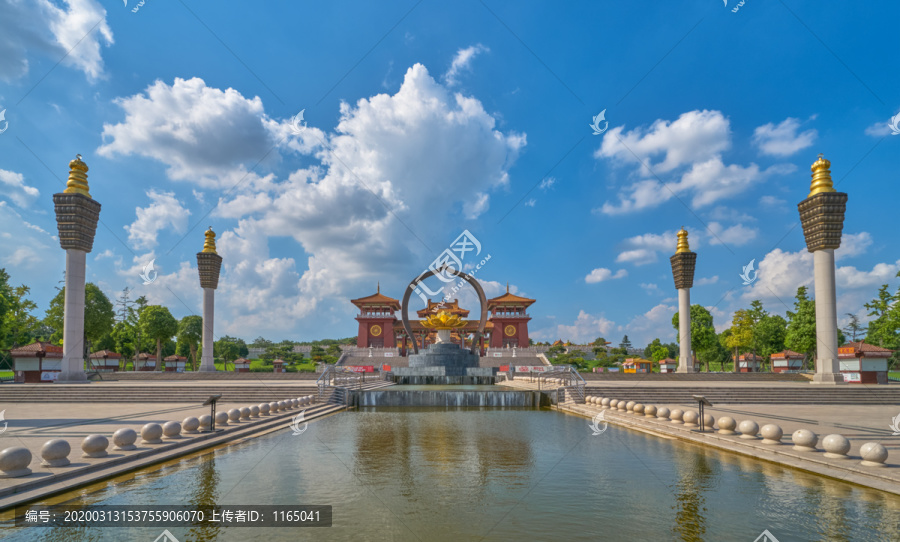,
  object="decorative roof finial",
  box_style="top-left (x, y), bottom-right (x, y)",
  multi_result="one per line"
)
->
top-left (202, 227), bottom-right (217, 254)
top-left (377, 281), bottom-right (380, 294)
top-left (808, 153), bottom-right (835, 197)
top-left (65, 154), bottom-right (91, 197)
top-left (676, 227), bottom-right (690, 253)
top-left (506, 281), bottom-right (509, 294)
